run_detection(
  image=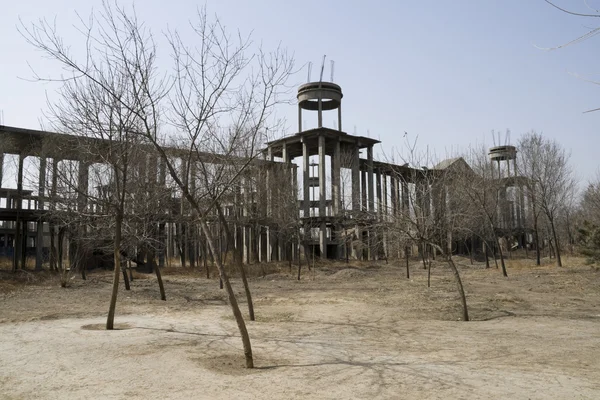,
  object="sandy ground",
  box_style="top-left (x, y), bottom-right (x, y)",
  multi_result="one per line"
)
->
top-left (1, 257), bottom-right (600, 399)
